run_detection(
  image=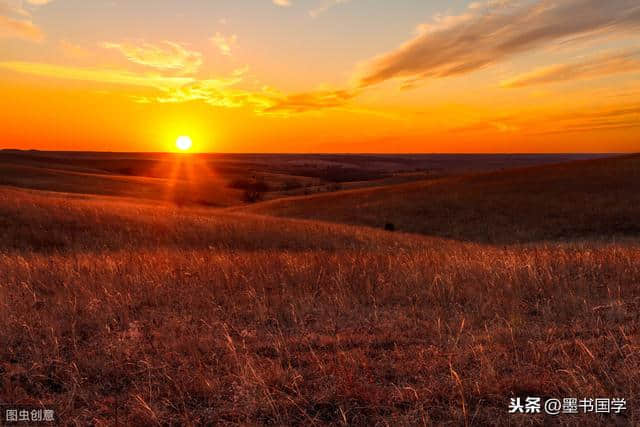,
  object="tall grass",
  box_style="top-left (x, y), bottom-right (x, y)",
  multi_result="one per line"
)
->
top-left (1, 188), bottom-right (639, 425)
